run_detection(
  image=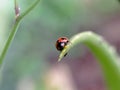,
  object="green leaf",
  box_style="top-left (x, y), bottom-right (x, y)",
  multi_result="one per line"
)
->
top-left (58, 31), bottom-right (120, 90)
